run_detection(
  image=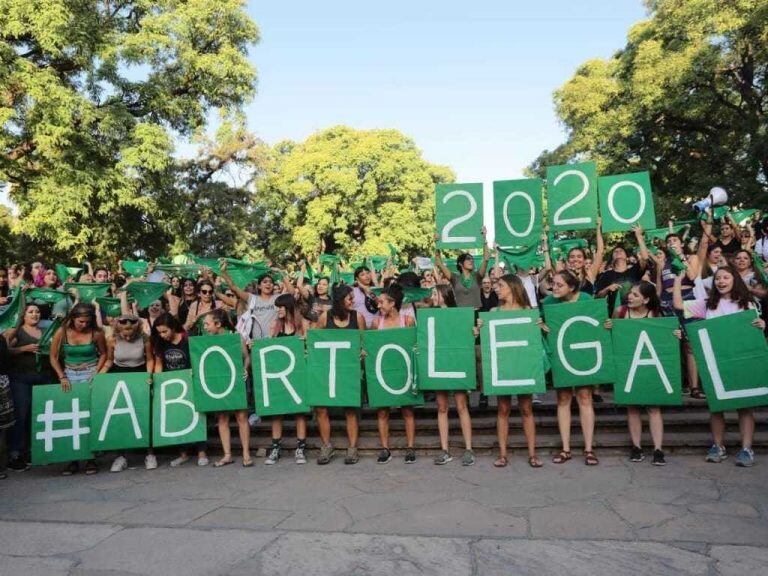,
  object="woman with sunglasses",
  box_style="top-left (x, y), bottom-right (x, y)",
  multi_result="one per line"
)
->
top-left (183, 280), bottom-right (222, 335)
top-left (100, 313), bottom-right (157, 472)
top-left (264, 294), bottom-right (309, 465)
top-left (152, 313), bottom-right (209, 467)
top-left (202, 309), bottom-right (253, 468)
top-left (49, 303), bottom-right (108, 475)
